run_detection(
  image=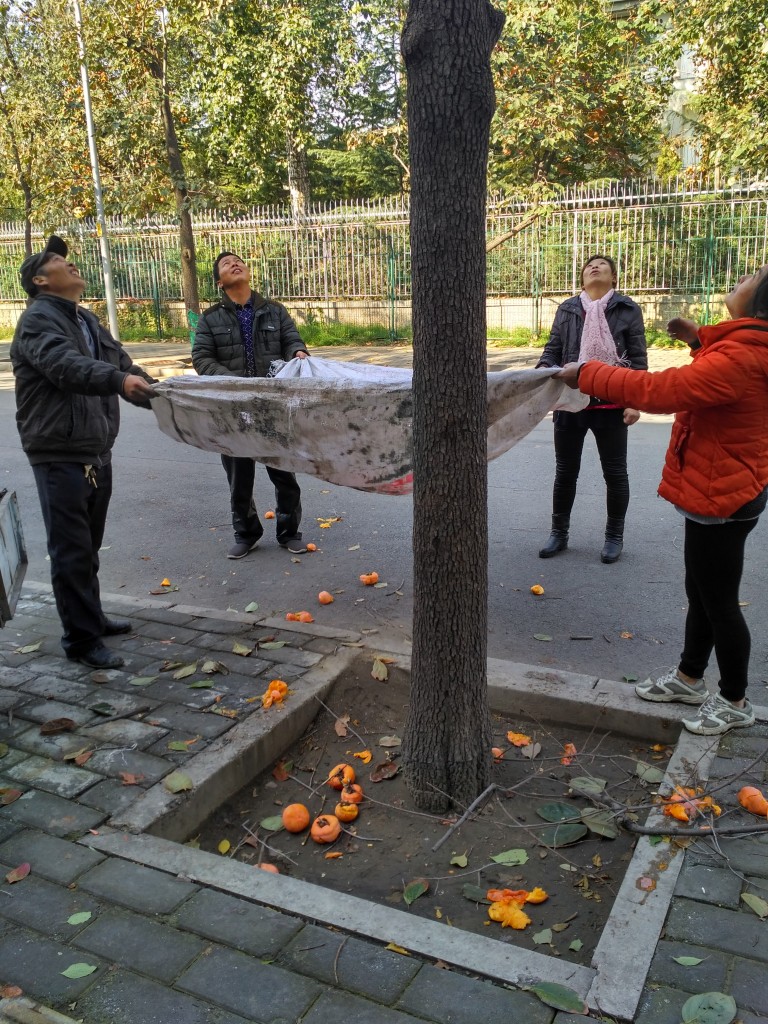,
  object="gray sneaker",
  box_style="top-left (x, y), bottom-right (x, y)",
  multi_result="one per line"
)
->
top-left (227, 540), bottom-right (259, 559)
top-left (683, 693), bottom-right (755, 735)
top-left (635, 667), bottom-right (708, 704)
